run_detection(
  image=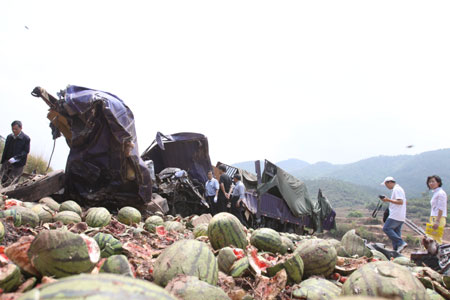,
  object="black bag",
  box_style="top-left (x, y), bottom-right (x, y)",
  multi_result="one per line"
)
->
top-left (383, 207), bottom-right (390, 223)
